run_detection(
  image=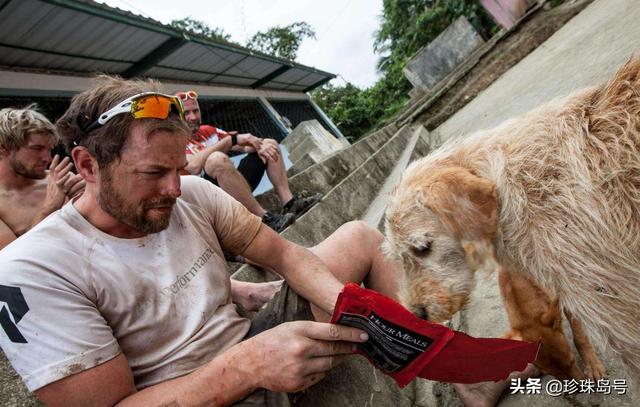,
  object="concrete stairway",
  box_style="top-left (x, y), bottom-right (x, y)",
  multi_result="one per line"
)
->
top-left (233, 122), bottom-right (420, 282)
top-left (254, 122), bottom-right (399, 214)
